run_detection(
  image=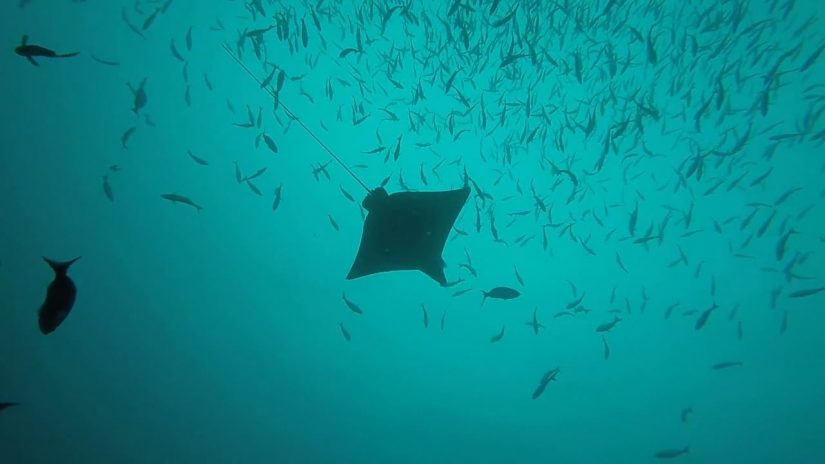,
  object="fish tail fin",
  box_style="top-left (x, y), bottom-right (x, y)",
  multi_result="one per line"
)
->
top-left (44, 256), bottom-right (80, 275)
top-left (481, 291), bottom-right (489, 306)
